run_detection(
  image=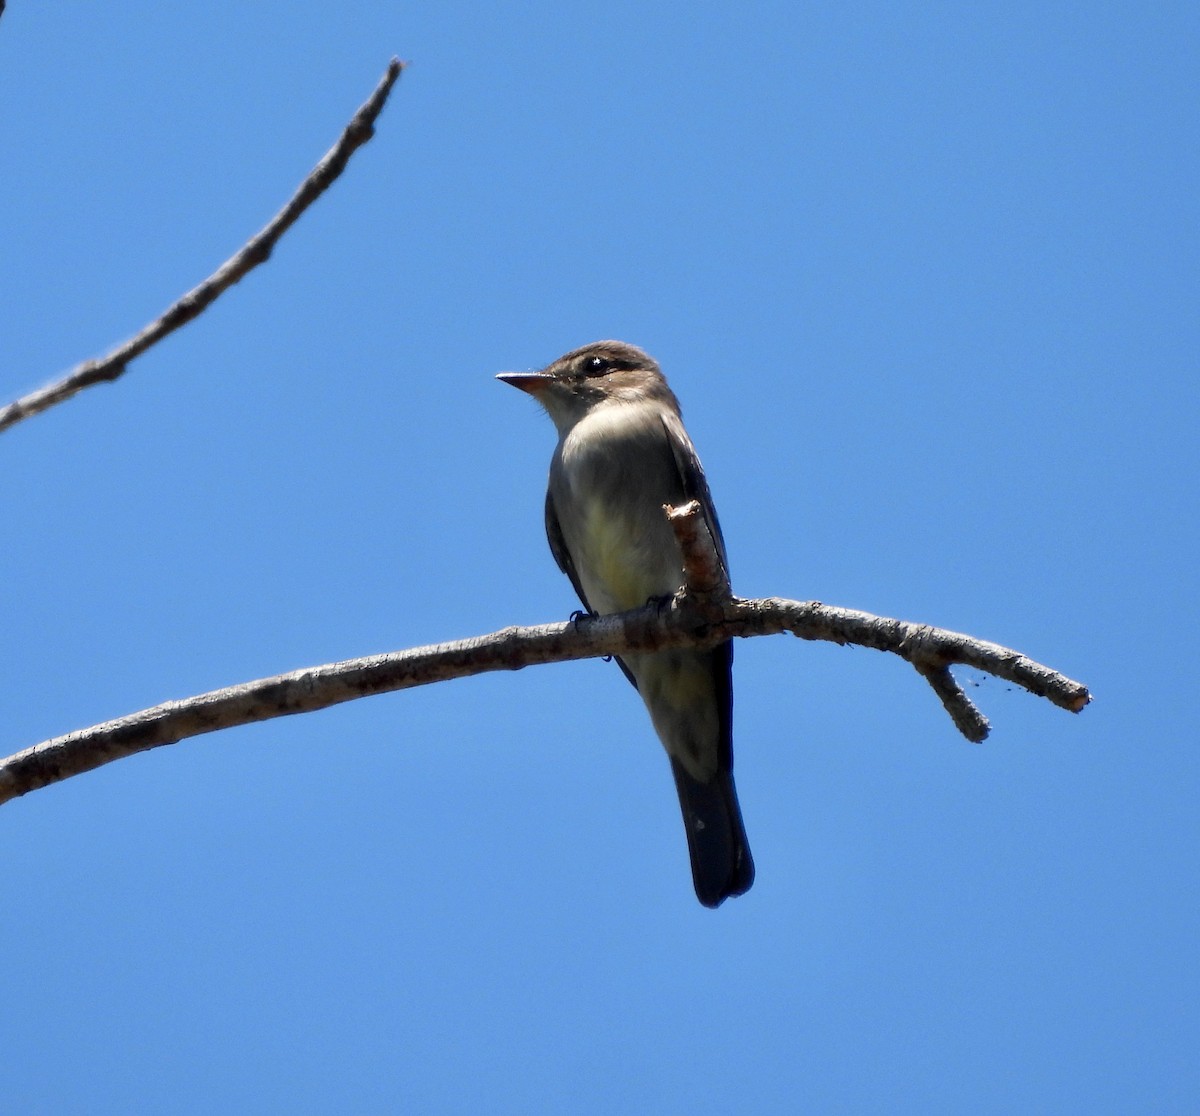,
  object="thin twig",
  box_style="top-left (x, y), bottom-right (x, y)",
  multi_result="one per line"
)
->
top-left (0, 57), bottom-right (405, 435)
top-left (667, 500), bottom-right (730, 602)
top-left (914, 663), bottom-right (991, 743)
top-left (0, 595), bottom-right (1091, 806)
